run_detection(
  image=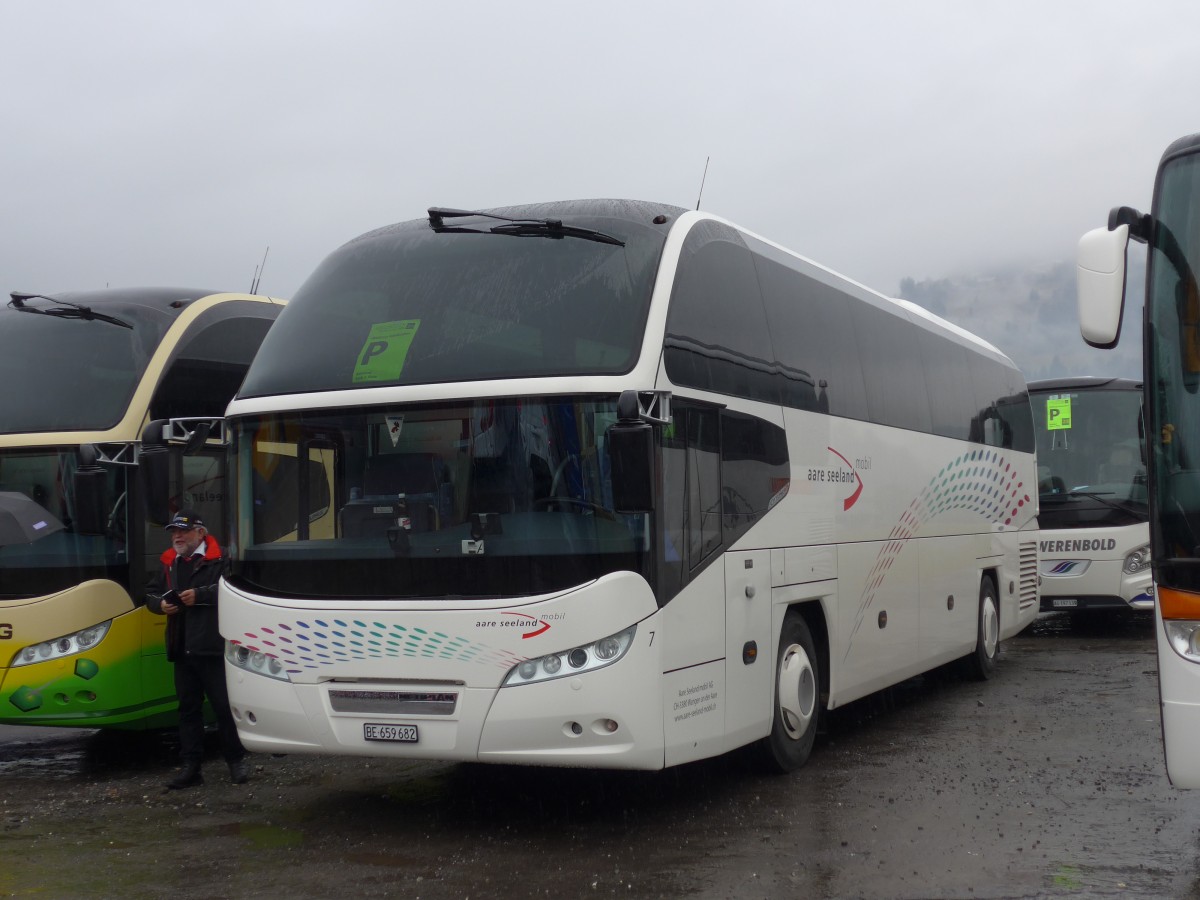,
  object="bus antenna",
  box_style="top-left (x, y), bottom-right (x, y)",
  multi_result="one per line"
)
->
top-left (250, 246), bottom-right (270, 295)
top-left (695, 157), bottom-right (710, 210)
